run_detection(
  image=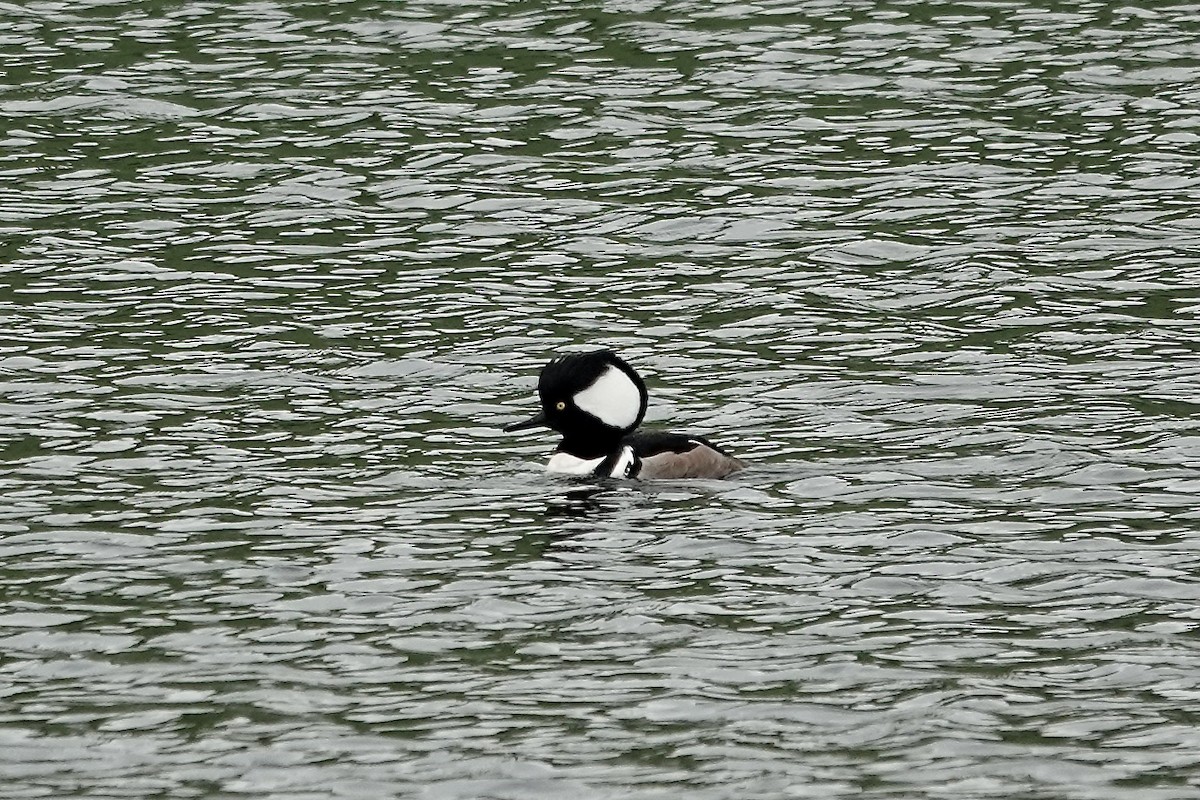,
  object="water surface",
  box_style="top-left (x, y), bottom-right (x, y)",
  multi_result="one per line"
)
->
top-left (2, 1), bottom-right (1200, 798)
